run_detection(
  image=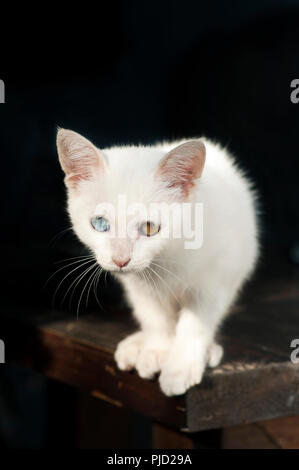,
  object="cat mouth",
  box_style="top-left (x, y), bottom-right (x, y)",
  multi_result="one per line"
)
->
top-left (111, 267), bottom-right (130, 273)
top-left (101, 261), bottom-right (150, 274)
top-left (109, 264), bottom-right (148, 274)
top-left (107, 265), bottom-right (133, 274)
